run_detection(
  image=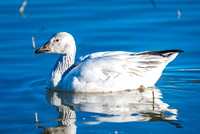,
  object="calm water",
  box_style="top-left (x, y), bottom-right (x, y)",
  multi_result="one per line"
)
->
top-left (0, 0), bottom-right (200, 133)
